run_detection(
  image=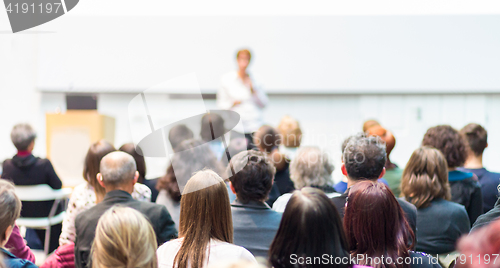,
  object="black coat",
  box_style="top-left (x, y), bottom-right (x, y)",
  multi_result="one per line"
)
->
top-left (74, 190), bottom-right (177, 268)
top-left (2, 154), bottom-right (62, 217)
top-left (471, 197), bottom-right (500, 232)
